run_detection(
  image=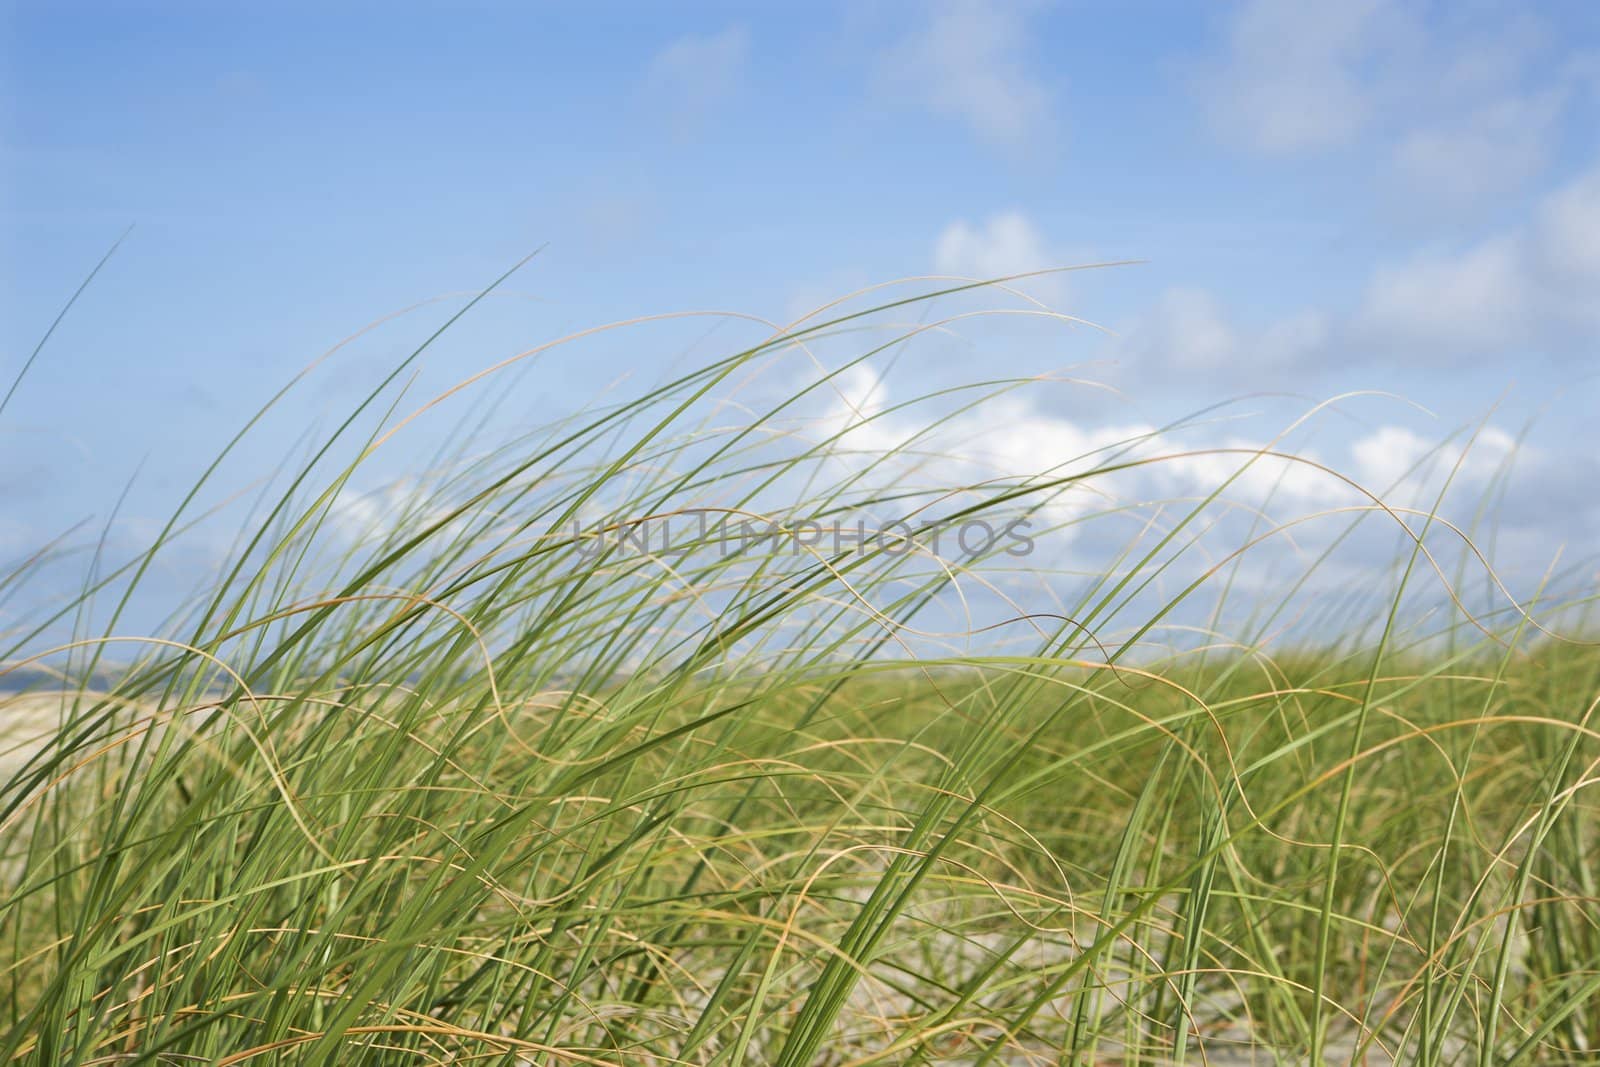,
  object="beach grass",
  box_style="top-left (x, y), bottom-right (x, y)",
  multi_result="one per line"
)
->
top-left (2, 275), bottom-right (1596, 1065)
